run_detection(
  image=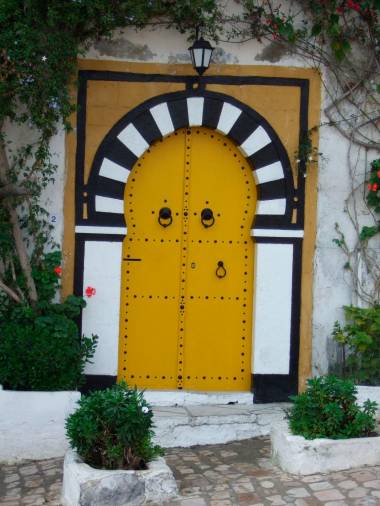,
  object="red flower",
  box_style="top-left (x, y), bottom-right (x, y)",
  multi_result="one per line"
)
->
top-left (347, 0), bottom-right (361, 11)
top-left (368, 183), bottom-right (372, 190)
top-left (336, 6), bottom-right (344, 14)
top-left (372, 183), bottom-right (378, 192)
top-left (377, 170), bottom-right (380, 179)
top-left (85, 286), bottom-right (96, 298)
top-left (54, 266), bottom-right (62, 276)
